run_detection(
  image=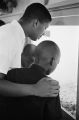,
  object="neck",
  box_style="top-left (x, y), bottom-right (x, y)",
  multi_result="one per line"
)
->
top-left (35, 62), bottom-right (45, 71)
top-left (19, 19), bottom-right (28, 37)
